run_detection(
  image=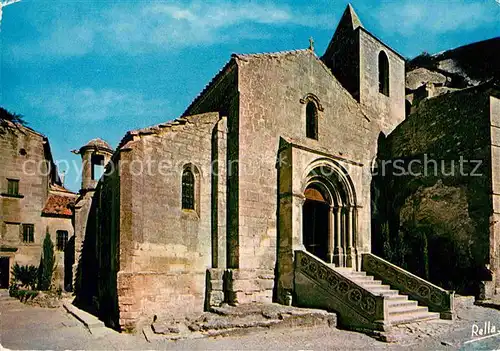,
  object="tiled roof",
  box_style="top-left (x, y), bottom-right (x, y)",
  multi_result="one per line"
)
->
top-left (42, 194), bottom-right (75, 217)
